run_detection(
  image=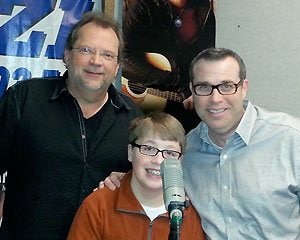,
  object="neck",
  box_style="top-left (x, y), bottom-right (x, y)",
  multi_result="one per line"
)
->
top-left (208, 131), bottom-right (229, 148)
top-left (169, 0), bottom-right (187, 8)
top-left (80, 93), bottom-right (108, 119)
top-left (130, 177), bottom-right (164, 208)
top-left (207, 123), bottom-right (241, 148)
top-left (207, 110), bottom-right (245, 148)
top-left (67, 81), bottom-right (109, 118)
